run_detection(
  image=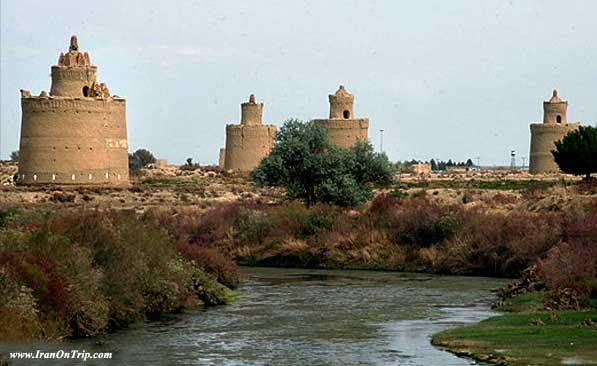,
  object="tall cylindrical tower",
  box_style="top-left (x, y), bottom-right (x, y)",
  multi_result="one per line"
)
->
top-left (314, 85), bottom-right (369, 148)
top-left (18, 35), bottom-right (129, 185)
top-left (224, 94), bottom-right (276, 171)
top-left (529, 89), bottom-right (580, 174)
